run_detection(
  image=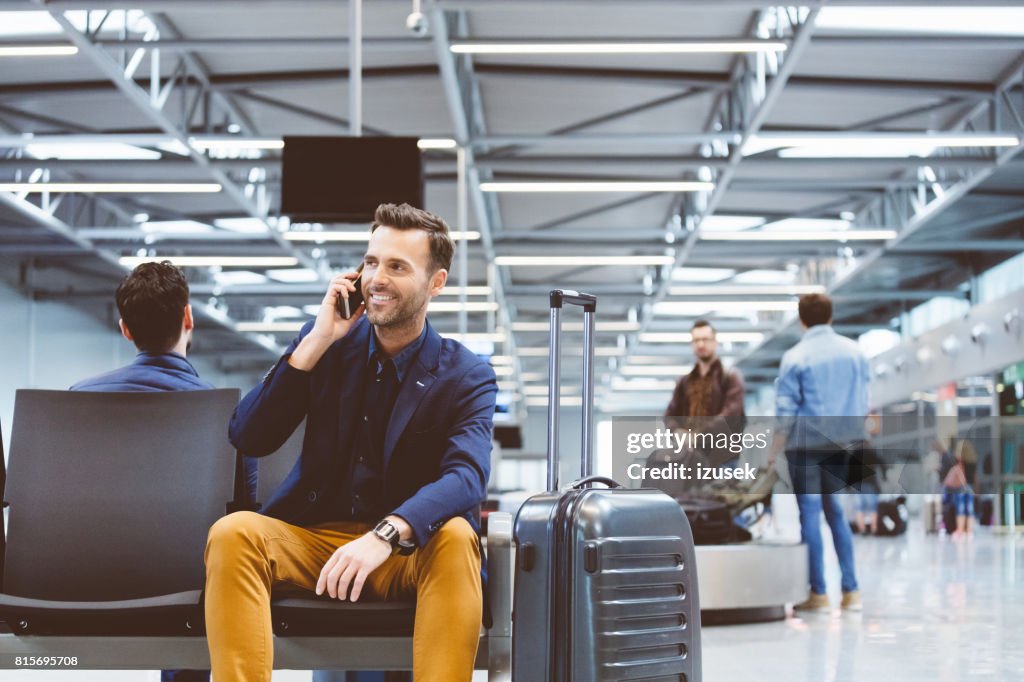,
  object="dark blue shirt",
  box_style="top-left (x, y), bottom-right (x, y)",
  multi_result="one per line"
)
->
top-left (344, 325), bottom-right (428, 522)
top-left (70, 352), bottom-right (214, 392)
